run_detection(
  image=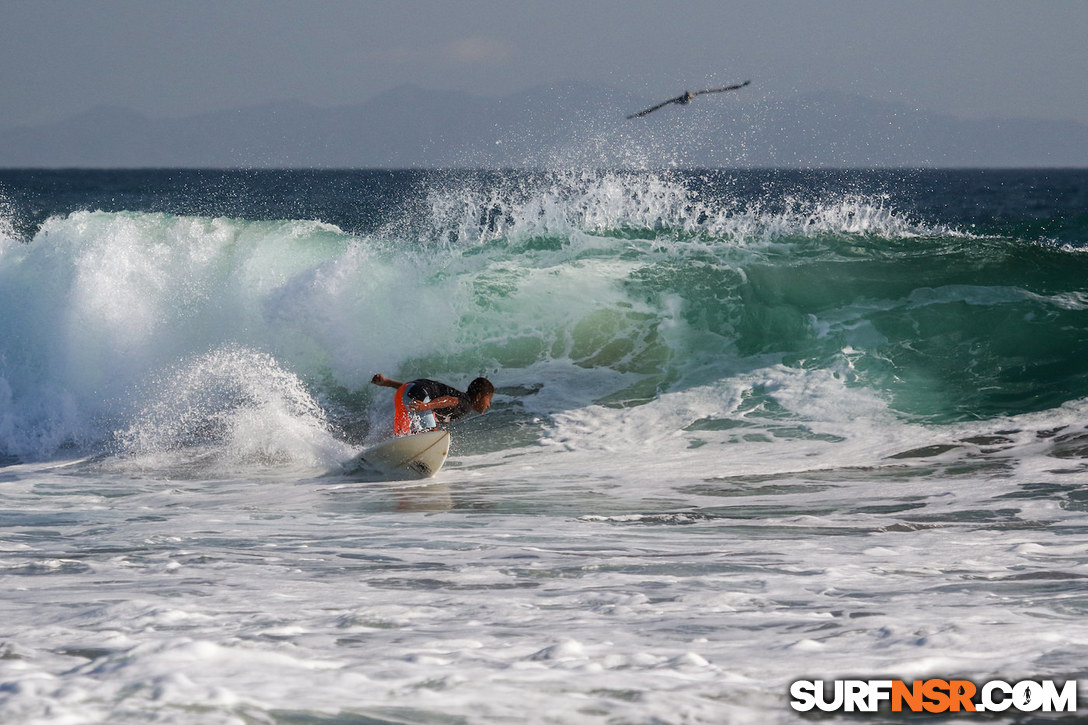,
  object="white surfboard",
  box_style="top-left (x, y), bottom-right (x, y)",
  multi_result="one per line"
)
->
top-left (346, 430), bottom-right (451, 479)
